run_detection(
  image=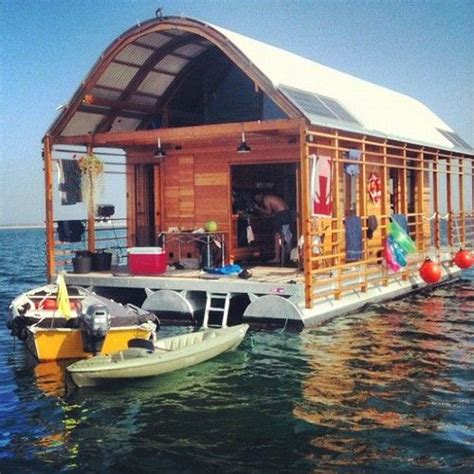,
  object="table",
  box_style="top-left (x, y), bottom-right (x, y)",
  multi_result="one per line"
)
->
top-left (158, 232), bottom-right (225, 268)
